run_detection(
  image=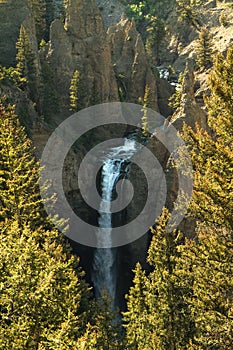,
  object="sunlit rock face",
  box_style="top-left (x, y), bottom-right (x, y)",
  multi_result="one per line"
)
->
top-left (171, 58), bottom-right (207, 130)
top-left (108, 16), bottom-right (159, 110)
top-left (45, 0), bottom-right (119, 110)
